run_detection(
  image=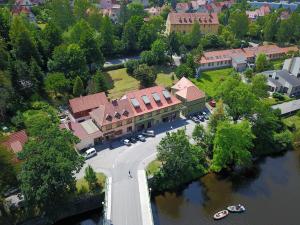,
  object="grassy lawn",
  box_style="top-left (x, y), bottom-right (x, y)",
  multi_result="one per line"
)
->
top-left (190, 68), bottom-right (234, 97)
top-left (154, 65), bottom-right (178, 88)
top-left (146, 160), bottom-right (162, 176)
top-left (263, 96), bottom-right (292, 106)
top-left (76, 172), bottom-right (106, 193)
top-left (105, 66), bottom-right (177, 99)
top-left (270, 58), bottom-right (284, 70)
top-left (283, 115), bottom-right (300, 143)
top-left (105, 68), bottom-right (140, 99)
